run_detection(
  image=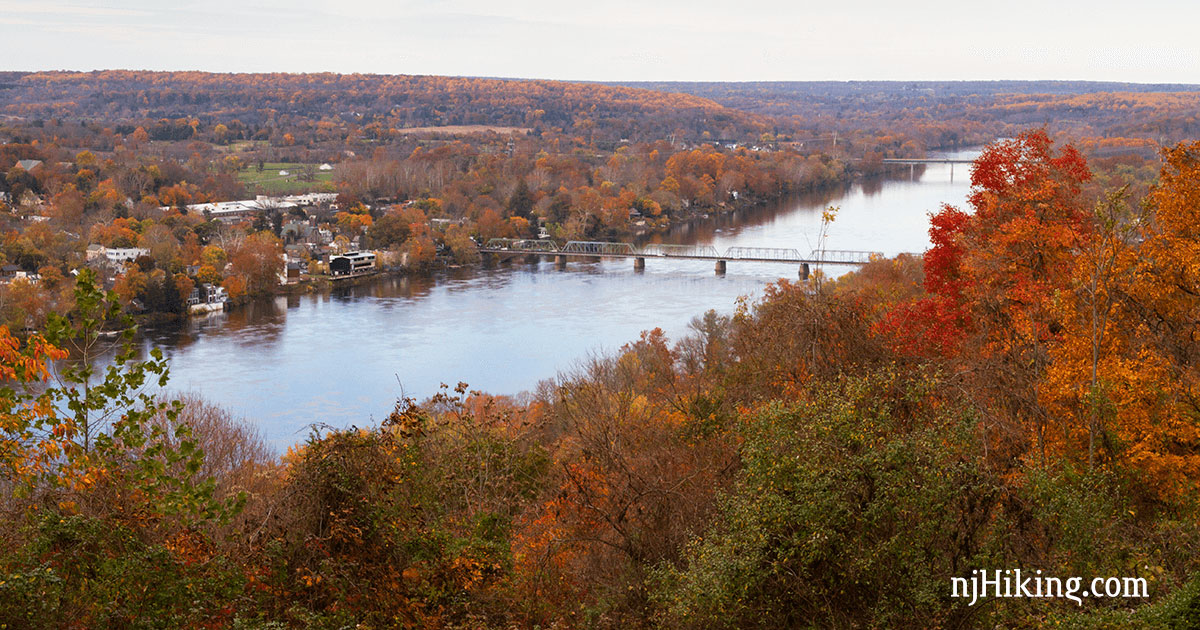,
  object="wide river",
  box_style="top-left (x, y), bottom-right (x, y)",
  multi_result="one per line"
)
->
top-left (134, 150), bottom-right (977, 450)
